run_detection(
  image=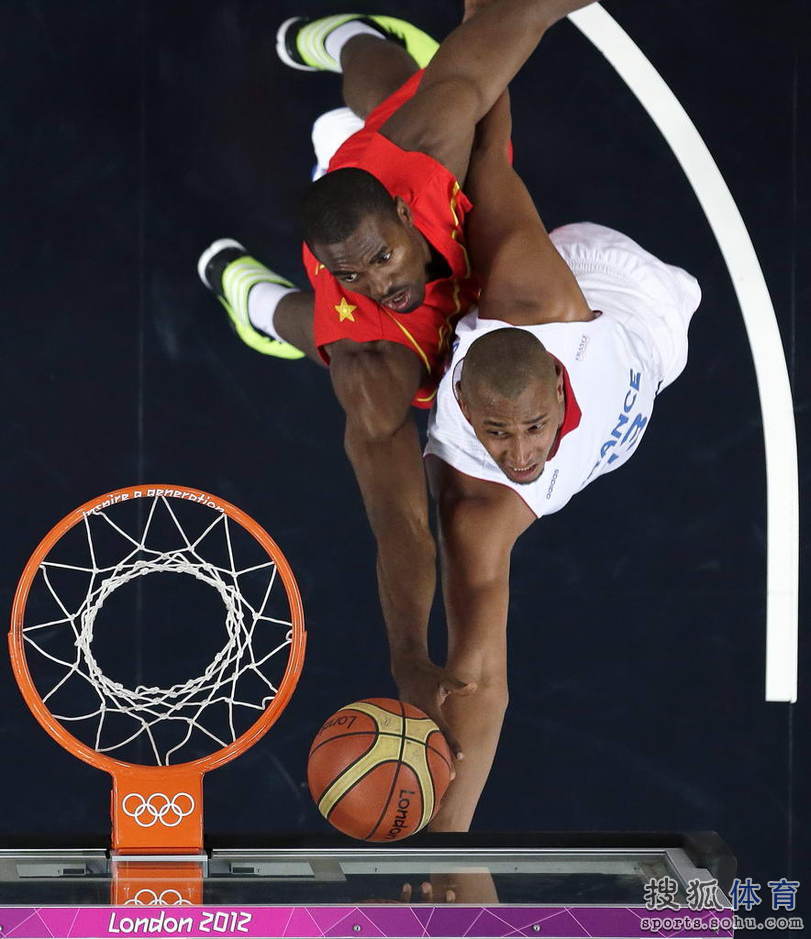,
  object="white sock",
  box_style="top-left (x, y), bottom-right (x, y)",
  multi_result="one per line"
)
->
top-left (324, 21), bottom-right (385, 67)
top-left (311, 107), bottom-right (365, 180)
top-left (247, 281), bottom-right (298, 342)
